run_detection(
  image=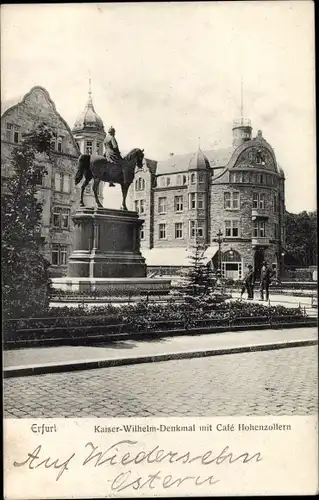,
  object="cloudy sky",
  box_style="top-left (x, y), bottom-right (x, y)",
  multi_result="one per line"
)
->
top-left (1, 1), bottom-right (316, 213)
